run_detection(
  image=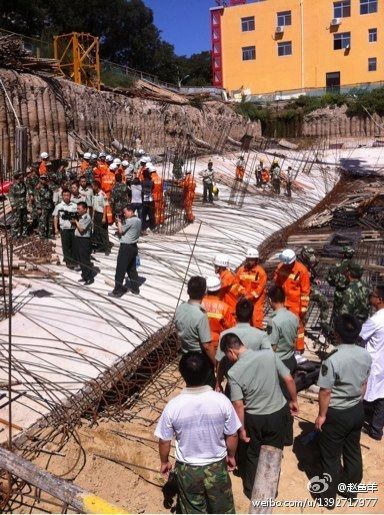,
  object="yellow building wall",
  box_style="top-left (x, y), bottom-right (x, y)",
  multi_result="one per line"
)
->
top-left (219, 0), bottom-right (384, 94)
